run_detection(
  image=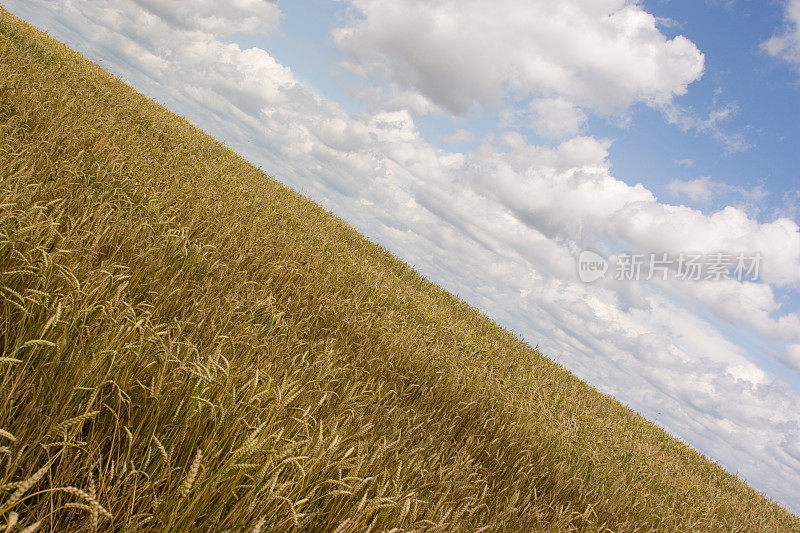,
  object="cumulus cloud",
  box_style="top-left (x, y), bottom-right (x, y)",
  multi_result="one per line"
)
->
top-left (132, 0), bottom-right (281, 35)
top-left (6, 0), bottom-right (800, 513)
top-left (528, 97), bottom-right (588, 139)
top-left (333, 0), bottom-right (742, 150)
top-left (333, 0), bottom-right (704, 116)
top-left (669, 176), bottom-right (716, 202)
top-left (763, 0), bottom-right (800, 72)
top-left (669, 176), bottom-right (769, 210)
top-left (442, 129), bottom-right (473, 145)
top-left (786, 344), bottom-right (800, 372)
